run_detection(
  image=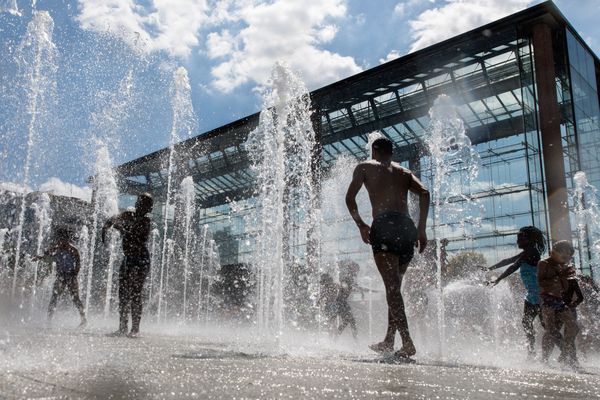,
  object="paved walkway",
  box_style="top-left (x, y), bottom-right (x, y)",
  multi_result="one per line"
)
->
top-left (1, 326), bottom-right (600, 399)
